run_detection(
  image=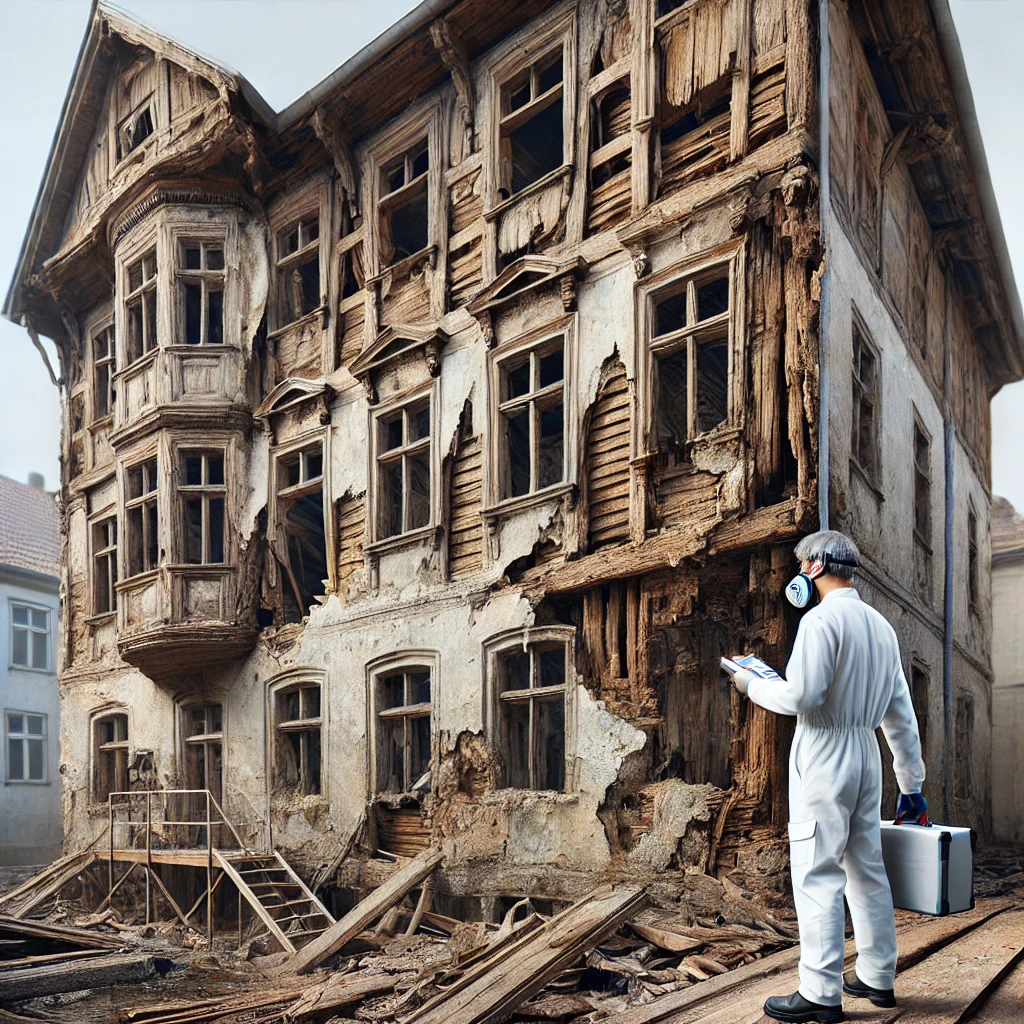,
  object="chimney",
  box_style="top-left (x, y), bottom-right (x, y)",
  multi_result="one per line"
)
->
top-left (27, 472), bottom-right (45, 489)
